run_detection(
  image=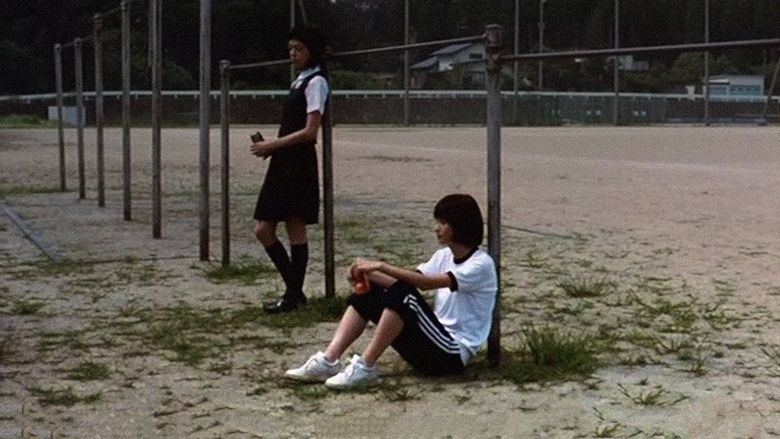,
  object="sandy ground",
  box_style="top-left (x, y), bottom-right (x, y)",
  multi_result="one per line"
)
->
top-left (1, 125), bottom-right (780, 438)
